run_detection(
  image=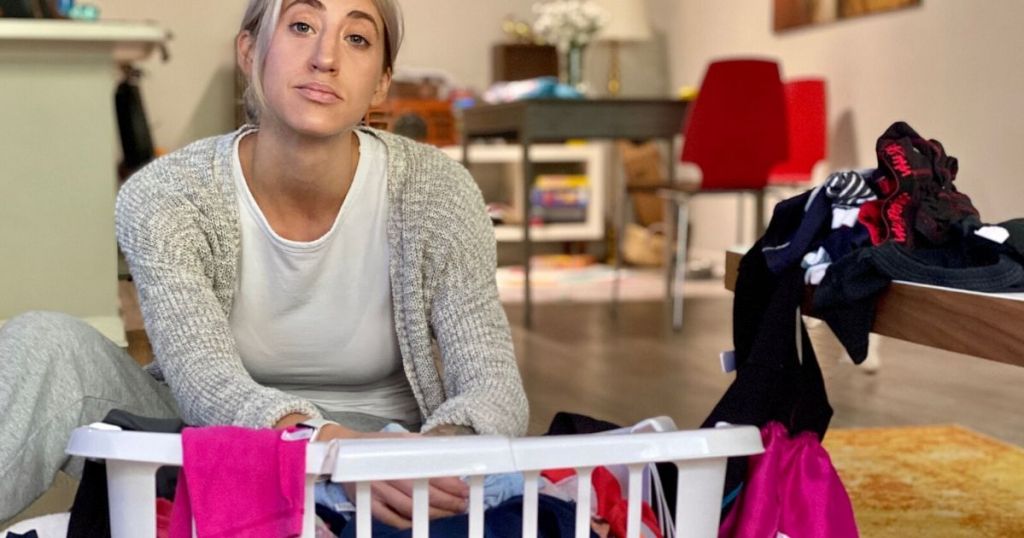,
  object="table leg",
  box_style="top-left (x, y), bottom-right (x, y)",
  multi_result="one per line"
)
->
top-left (612, 147), bottom-right (626, 319)
top-left (522, 141), bottom-right (533, 328)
